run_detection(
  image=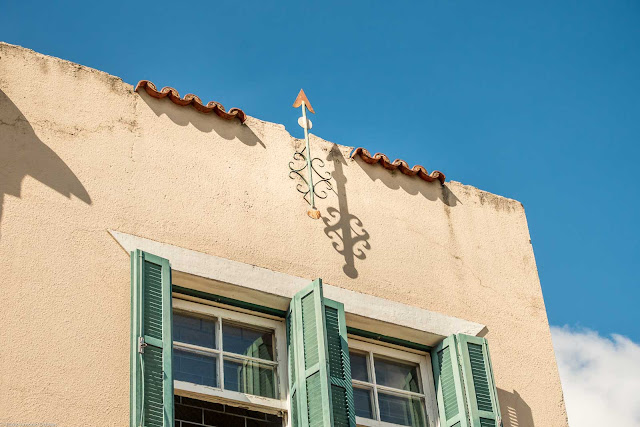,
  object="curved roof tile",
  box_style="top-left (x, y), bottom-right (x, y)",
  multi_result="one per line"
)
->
top-left (135, 80), bottom-right (247, 123)
top-left (351, 147), bottom-right (445, 184)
